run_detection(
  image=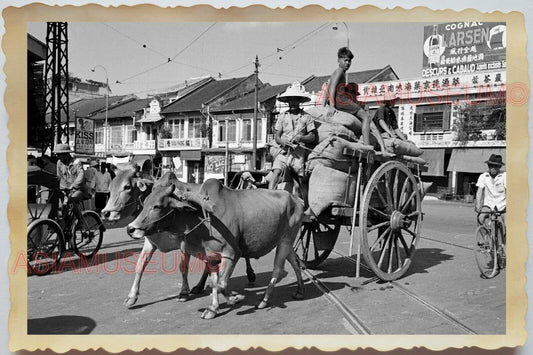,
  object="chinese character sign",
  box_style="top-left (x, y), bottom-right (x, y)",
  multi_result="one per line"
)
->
top-left (75, 117), bottom-right (95, 155)
top-left (422, 22), bottom-right (506, 78)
